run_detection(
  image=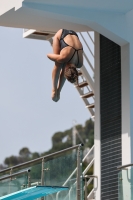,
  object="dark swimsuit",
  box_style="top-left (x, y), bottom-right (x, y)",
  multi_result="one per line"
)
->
top-left (60, 29), bottom-right (83, 66)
